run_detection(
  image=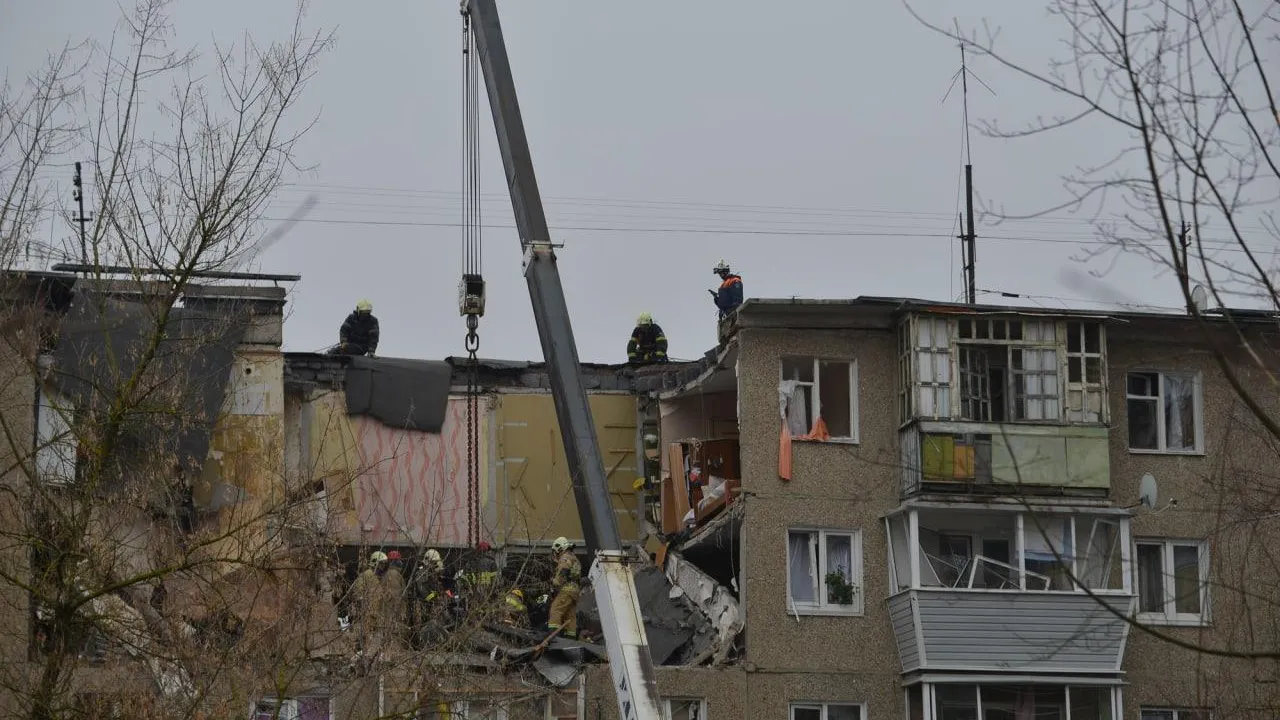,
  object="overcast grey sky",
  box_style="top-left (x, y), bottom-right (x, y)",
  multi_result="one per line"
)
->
top-left (4, 1), bottom-right (1267, 363)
